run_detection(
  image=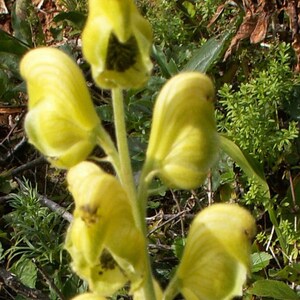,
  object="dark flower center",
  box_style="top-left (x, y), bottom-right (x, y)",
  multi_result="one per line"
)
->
top-left (106, 33), bottom-right (138, 72)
